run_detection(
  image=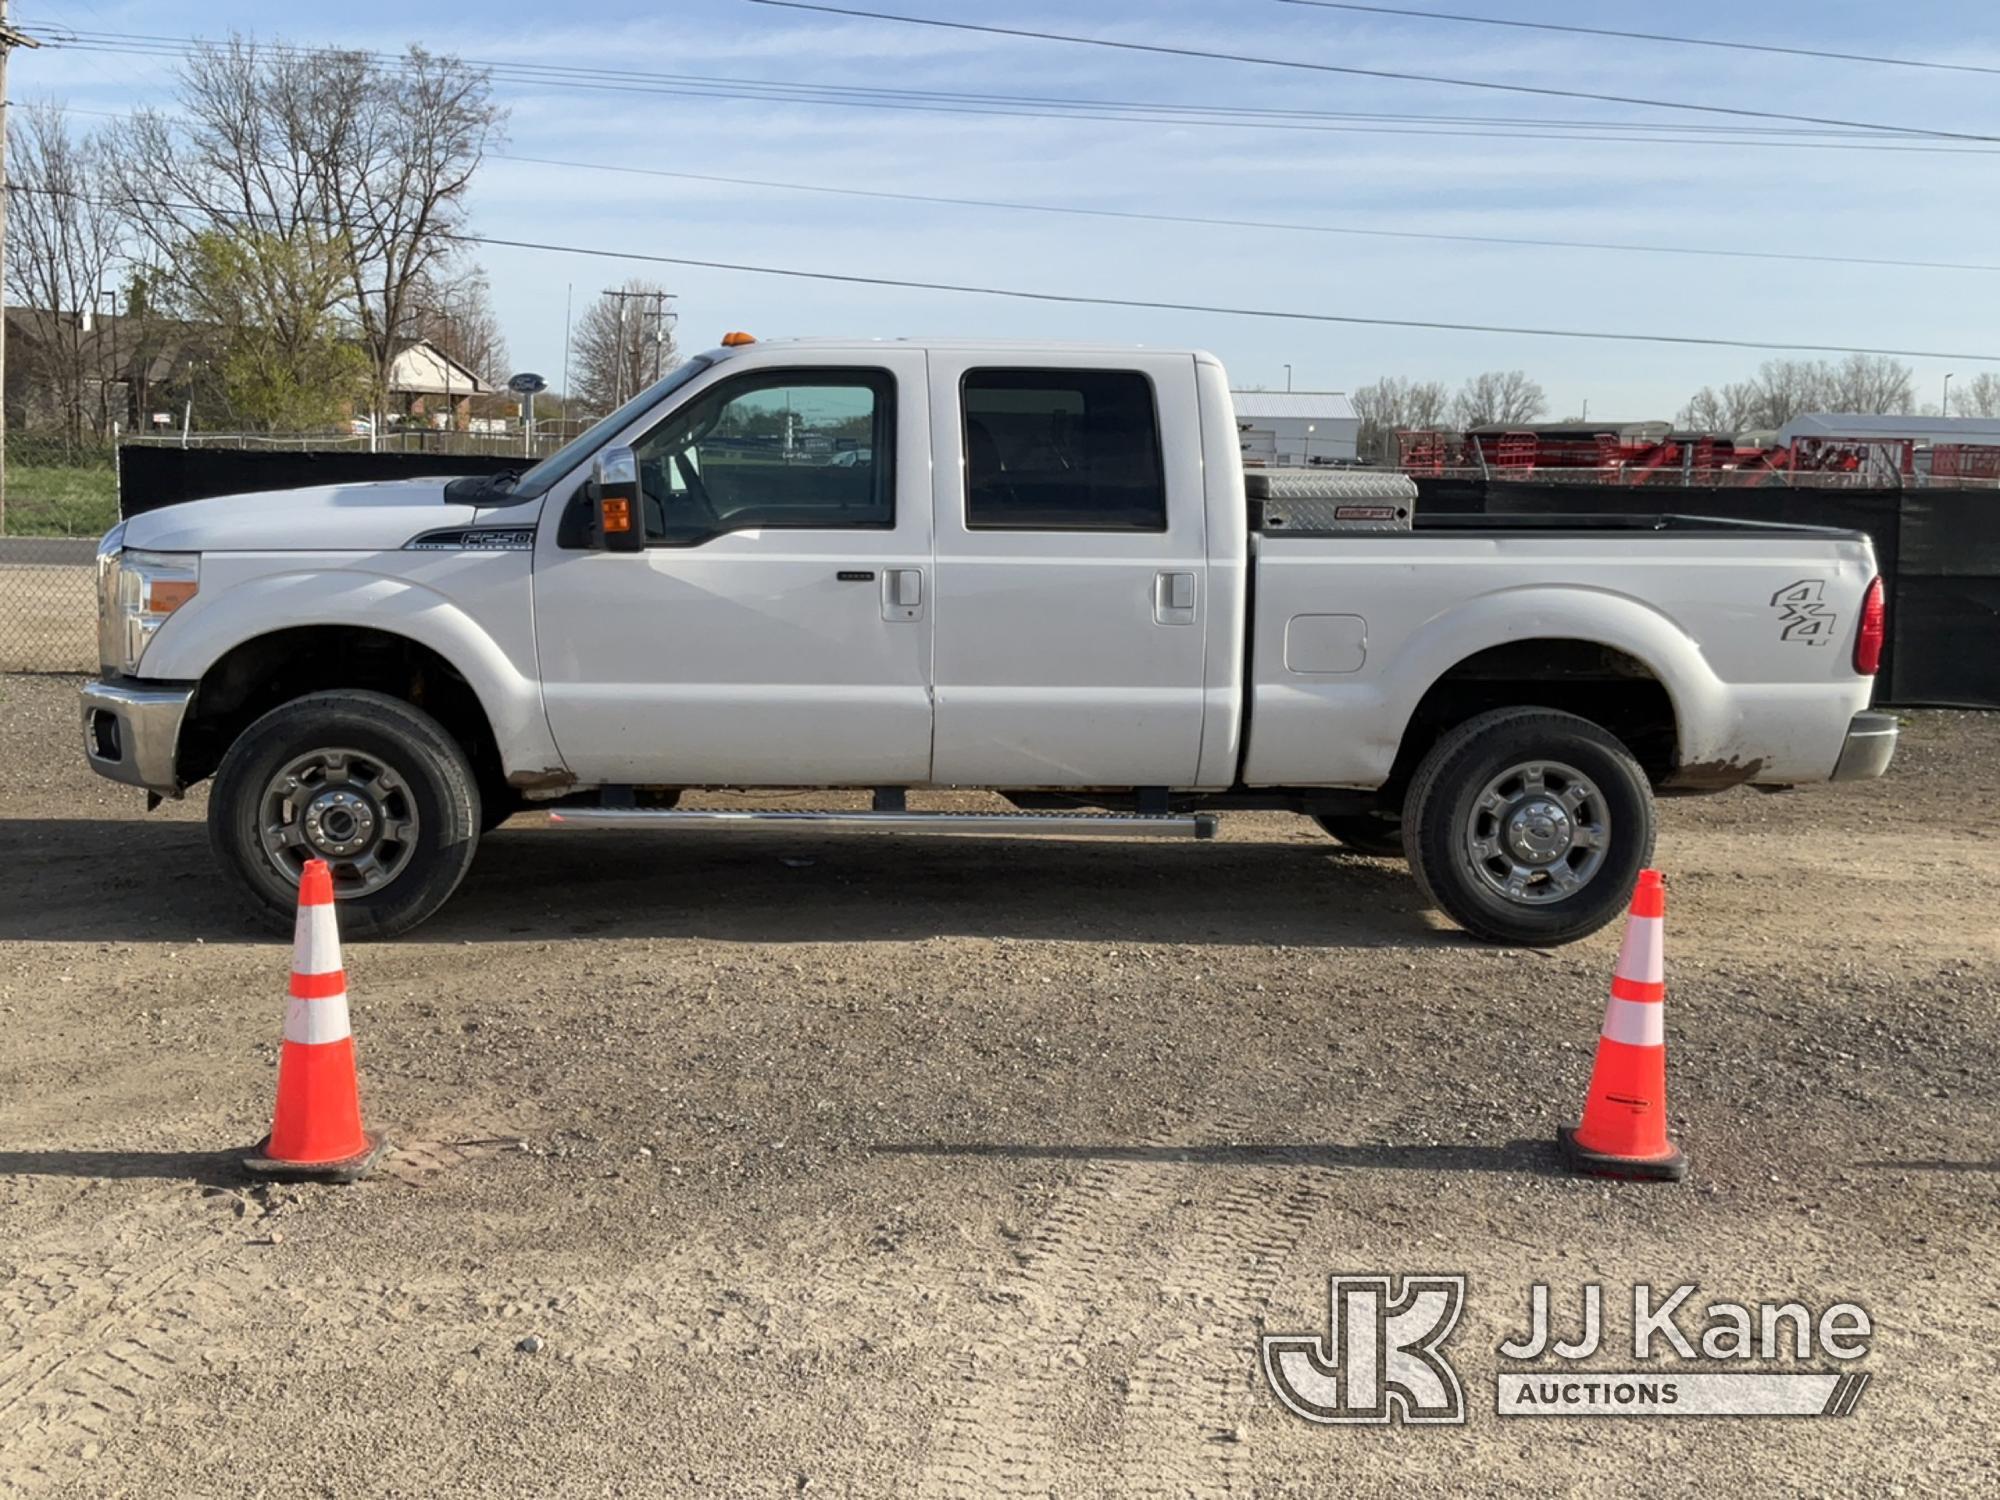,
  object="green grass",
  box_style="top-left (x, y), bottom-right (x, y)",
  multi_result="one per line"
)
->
top-left (1, 461), bottom-right (120, 537)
